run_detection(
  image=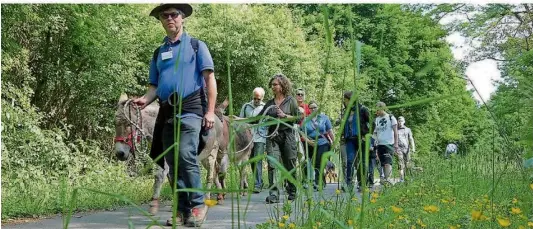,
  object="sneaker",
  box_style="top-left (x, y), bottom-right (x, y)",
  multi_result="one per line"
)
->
top-left (186, 205), bottom-right (208, 227)
top-left (166, 212), bottom-right (186, 226)
top-left (253, 186), bottom-right (261, 194)
top-left (265, 194), bottom-right (279, 204)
